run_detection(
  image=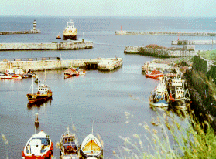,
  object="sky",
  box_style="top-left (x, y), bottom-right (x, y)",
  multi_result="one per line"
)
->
top-left (1, 0), bottom-right (216, 17)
